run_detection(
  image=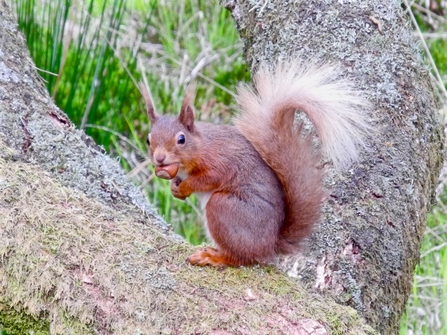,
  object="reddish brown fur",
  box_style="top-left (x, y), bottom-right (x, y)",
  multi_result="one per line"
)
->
top-left (141, 63), bottom-right (366, 267)
top-left (148, 111), bottom-right (285, 267)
